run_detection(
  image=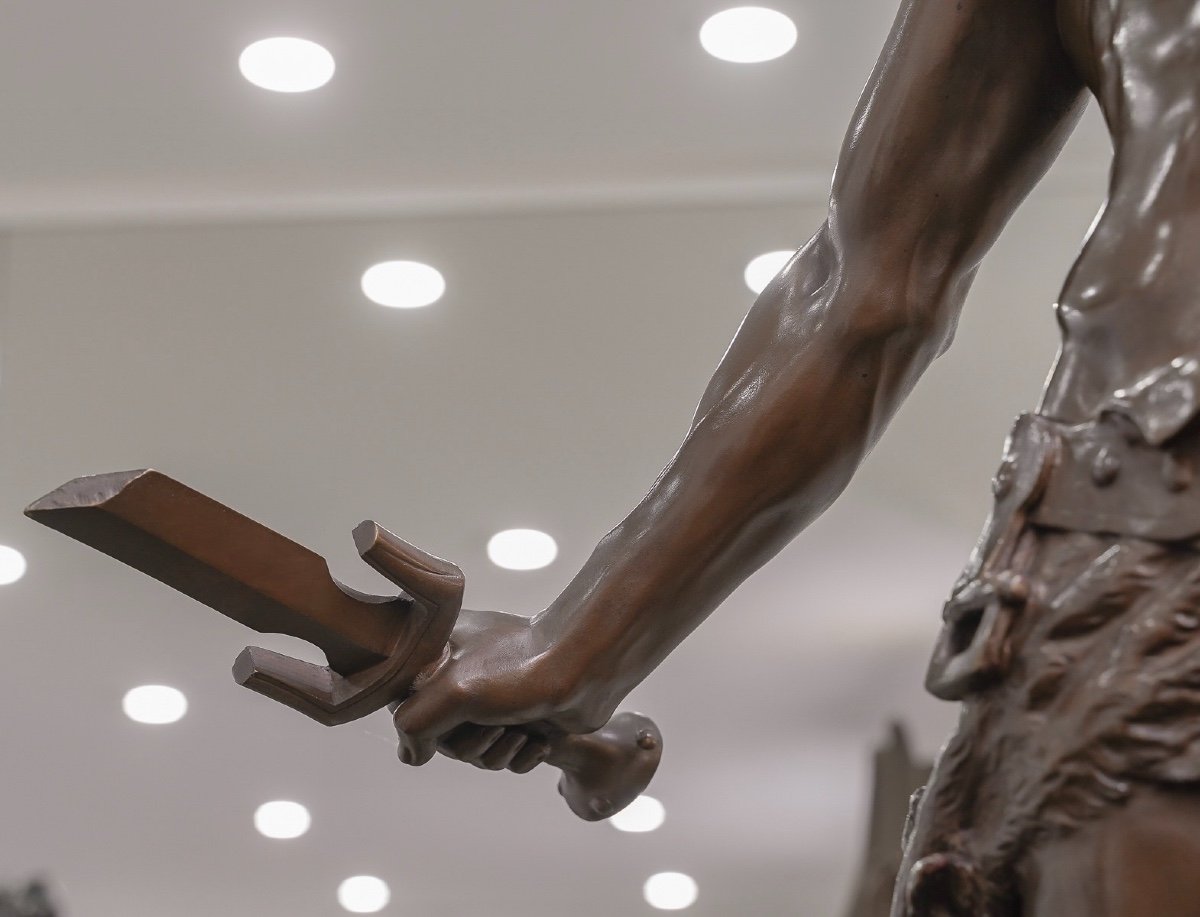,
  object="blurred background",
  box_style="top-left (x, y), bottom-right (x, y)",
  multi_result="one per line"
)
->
top-left (0, 2), bottom-right (1112, 914)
